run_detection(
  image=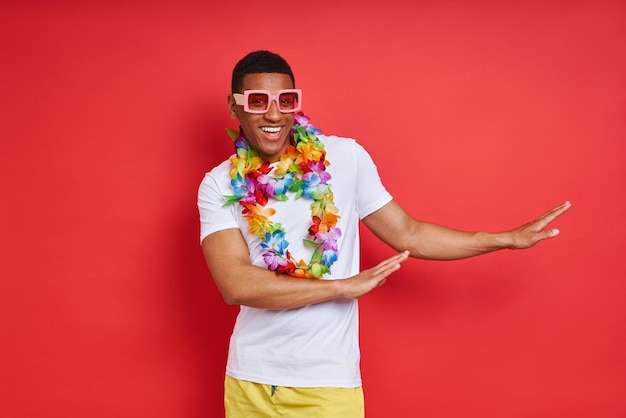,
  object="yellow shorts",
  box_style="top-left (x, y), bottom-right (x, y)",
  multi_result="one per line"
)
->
top-left (224, 375), bottom-right (365, 418)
